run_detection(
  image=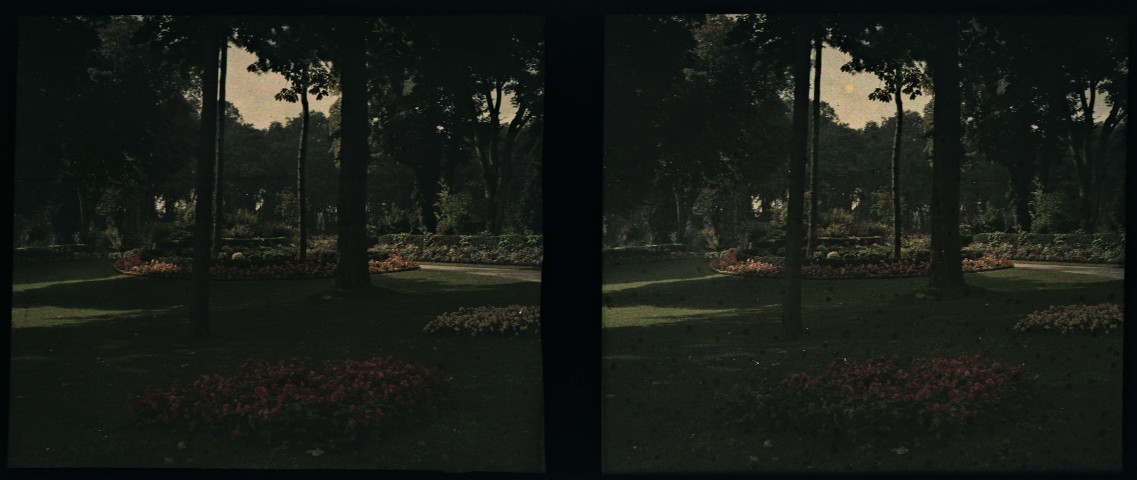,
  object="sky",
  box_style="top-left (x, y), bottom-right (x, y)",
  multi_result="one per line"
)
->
top-left (224, 44), bottom-right (337, 129)
top-left (819, 47), bottom-right (929, 129)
